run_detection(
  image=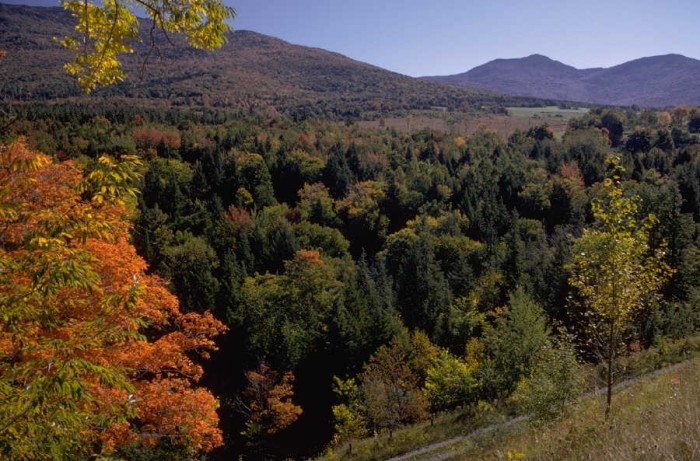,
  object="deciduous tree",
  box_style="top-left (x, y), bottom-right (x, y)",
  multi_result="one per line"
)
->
top-left (60, 0), bottom-right (235, 92)
top-left (484, 287), bottom-right (550, 396)
top-left (568, 158), bottom-right (672, 417)
top-left (511, 338), bottom-right (584, 422)
top-left (0, 140), bottom-right (226, 459)
top-left (359, 338), bottom-right (427, 434)
top-left (600, 109), bottom-right (624, 147)
top-left (424, 348), bottom-right (479, 411)
top-left (330, 376), bottom-right (367, 444)
top-left (235, 249), bottom-right (342, 369)
top-left (239, 362), bottom-right (302, 445)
